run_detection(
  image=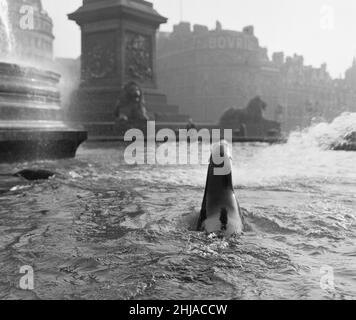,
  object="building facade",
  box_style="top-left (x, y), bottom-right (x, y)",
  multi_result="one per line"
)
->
top-left (157, 22), bottom-right (356, 132)
top-left (7, 0), bottom-right (54, 63)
